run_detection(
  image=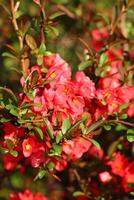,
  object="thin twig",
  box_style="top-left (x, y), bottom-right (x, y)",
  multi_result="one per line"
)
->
top-left (10, 0), bottom-right (23, 49)
top-left (40, 0), bottom-right (46, 44)
top-left (110, 119), bottom-right (134, 127)
top-left (106, 65), bottom-right (134, 78)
